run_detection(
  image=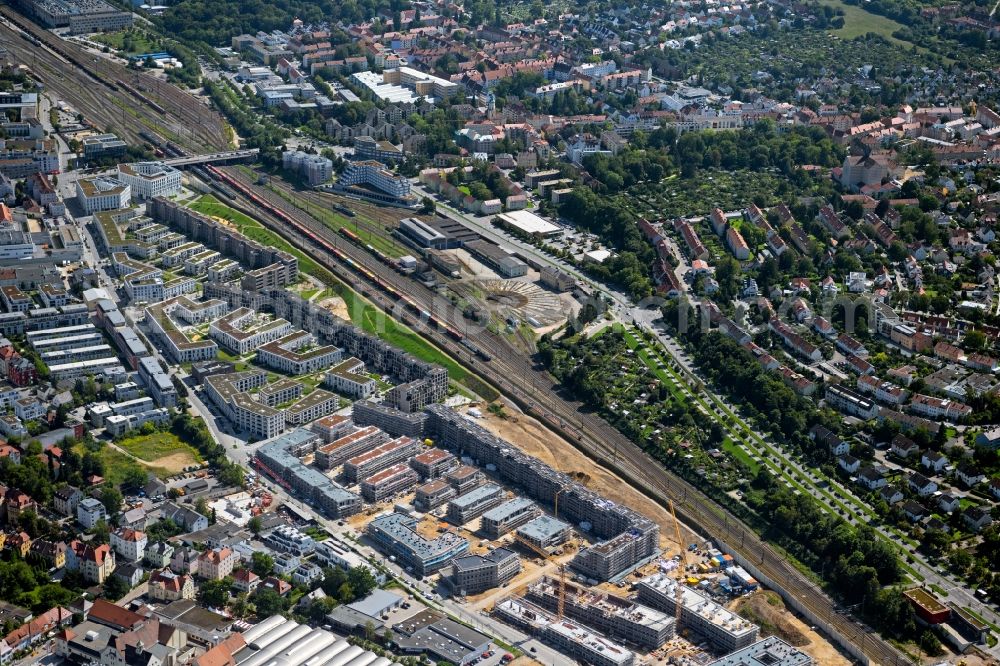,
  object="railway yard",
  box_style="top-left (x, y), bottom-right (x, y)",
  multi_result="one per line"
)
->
top-left (0, 7), bottom-right (228, 151)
